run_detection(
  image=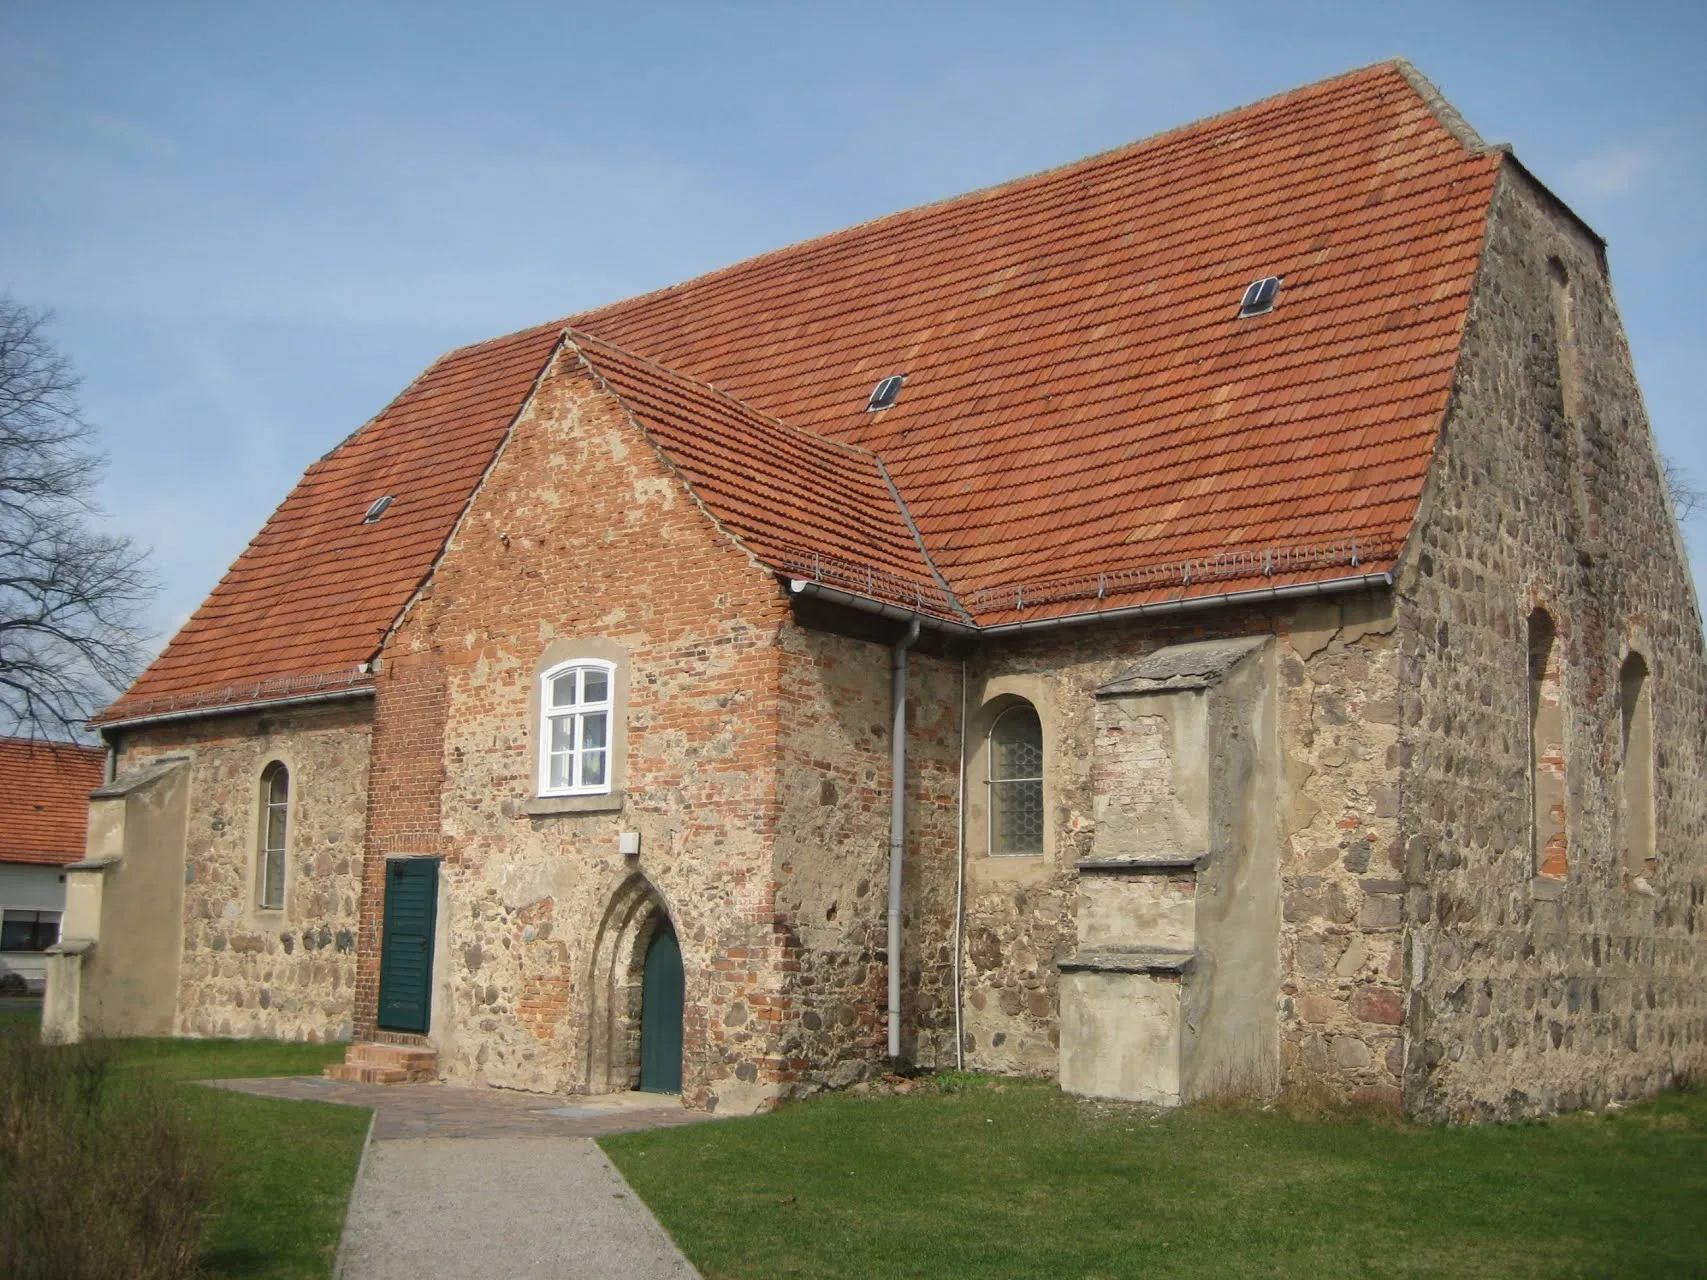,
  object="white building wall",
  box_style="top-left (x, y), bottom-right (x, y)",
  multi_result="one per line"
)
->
top-left (0, 861), bottom-right (69, 990)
